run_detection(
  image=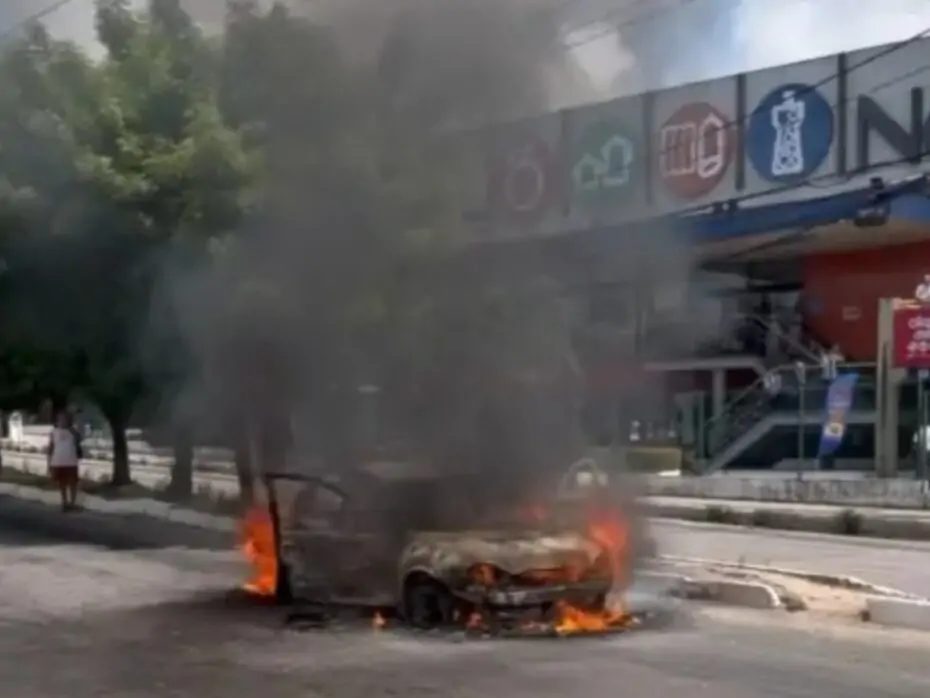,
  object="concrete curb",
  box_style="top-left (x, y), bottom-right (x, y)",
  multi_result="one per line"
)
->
top-left (2, 445), bottom-right (235, 474)
top-left (634, 570), bottom-right (688, 596)
top-left (644, 476), bottom-right (930, 510)
top-left (638, 570), bottom-right (782, 610)
top-left (0, 482), bottom-right (235, 533)
top-left (676, 578), bottom-right (783, 609)
top-left (865, 597), bottom-right (930, 630)
top-left (2, 451), bottom-right (237, 484)
top-left (656, 554), bottom-right (923, 600)
top-left (644, 500), bottom-right (930, 541)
